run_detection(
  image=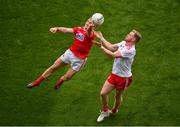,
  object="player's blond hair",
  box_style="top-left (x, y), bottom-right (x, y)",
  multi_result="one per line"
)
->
top-left (132, 30), bottom-right (142, 43)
